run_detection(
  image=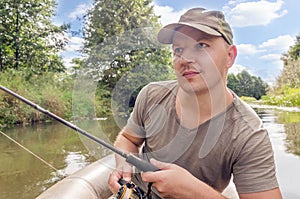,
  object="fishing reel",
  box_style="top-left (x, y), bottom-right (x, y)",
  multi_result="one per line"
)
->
top-left (115, 179), bottom-right (152, 199)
